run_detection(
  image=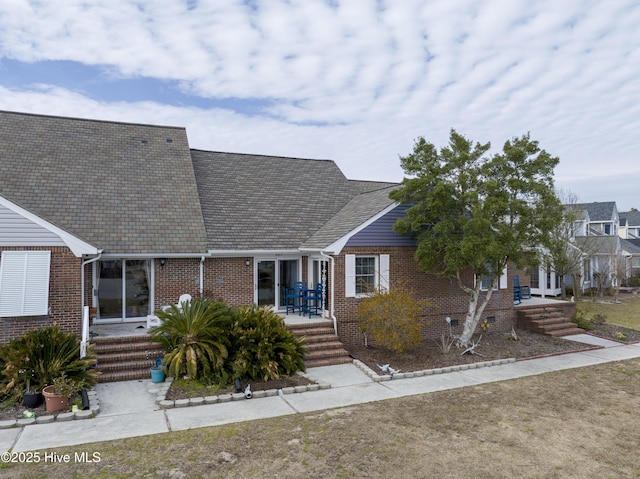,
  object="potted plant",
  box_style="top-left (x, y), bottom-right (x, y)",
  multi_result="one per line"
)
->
top-left (22, 369), bottom-right (43, 408)
top-left (42, 374), bottom-right (84, 413)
